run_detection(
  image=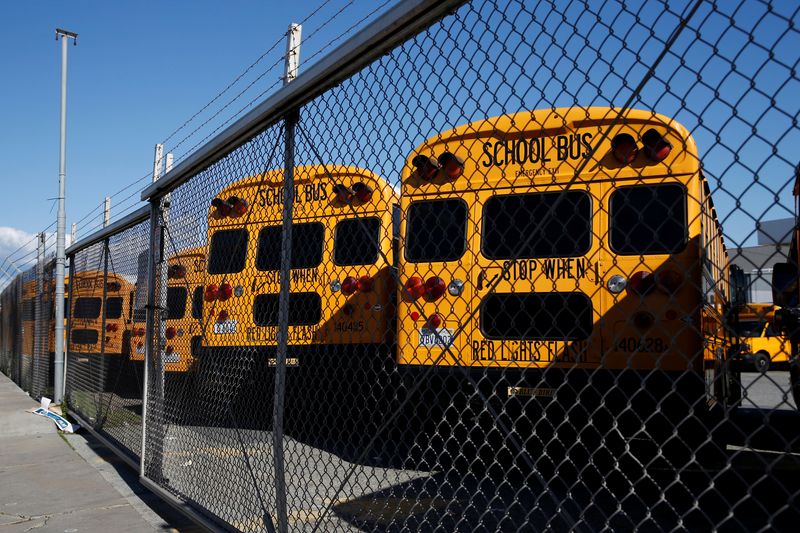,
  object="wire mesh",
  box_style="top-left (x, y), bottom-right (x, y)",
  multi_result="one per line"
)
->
top-left (63, 217), bottom-right (151, 463)
top-left (136, 0), bottom-right (800, 530)
top-left (2, 0), bottom-right (800, 531)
